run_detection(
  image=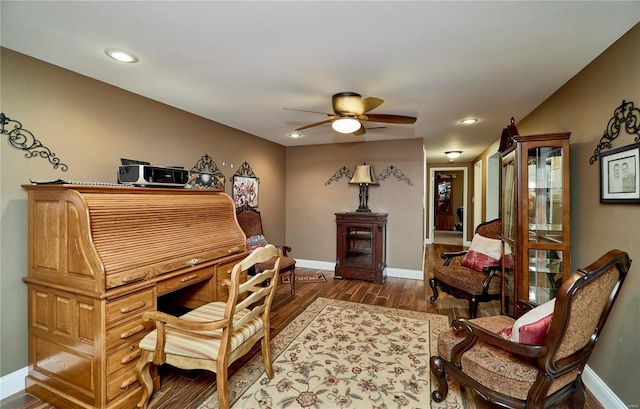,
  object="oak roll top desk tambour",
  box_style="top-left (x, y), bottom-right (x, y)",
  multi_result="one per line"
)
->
top-left (21, 184), bottom-right (249, 409)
